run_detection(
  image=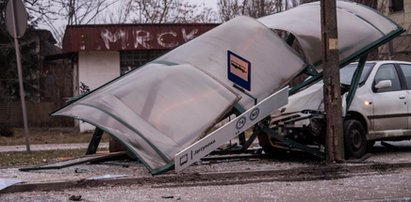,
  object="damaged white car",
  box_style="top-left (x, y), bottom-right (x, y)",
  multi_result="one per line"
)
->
top-left (258, 61), bottom-right (411, 158)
